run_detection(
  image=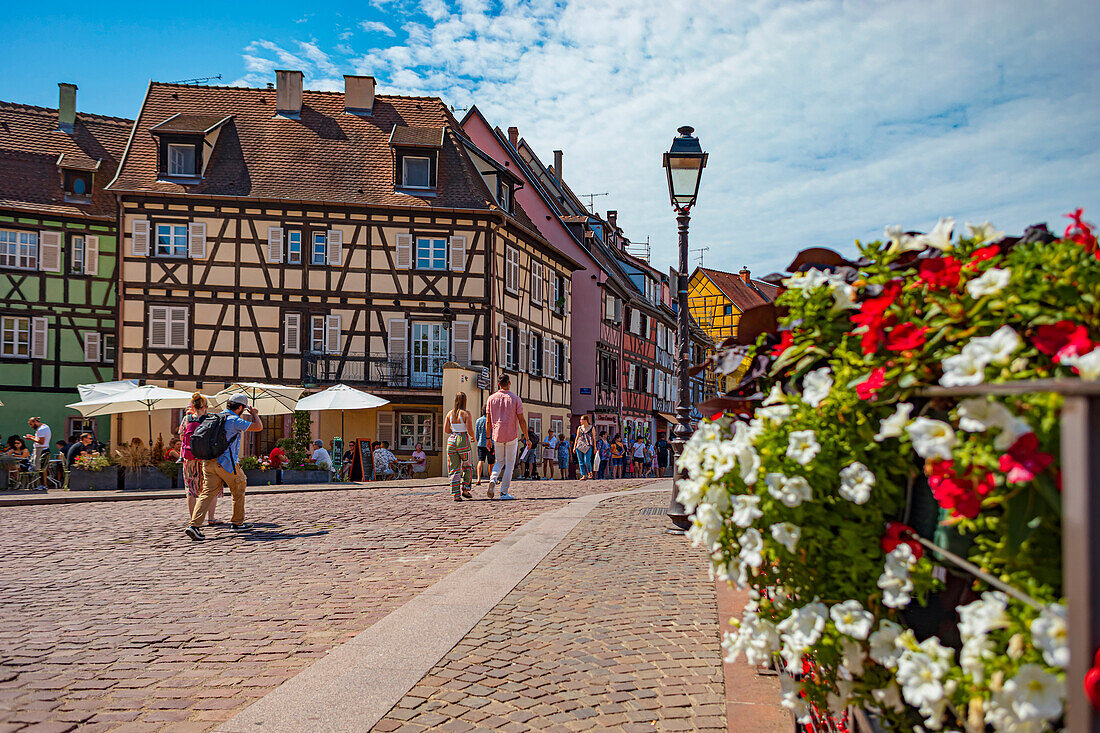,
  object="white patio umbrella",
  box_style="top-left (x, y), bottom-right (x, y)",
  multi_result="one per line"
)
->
top-left (77, 379), bottom-right (139, 403)
top-left (294, 384), bottom-right (390, 440)
top-left (211, 382), bottom-right (303, 416)
top-left (67, 384), bottom-right (195, 445)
